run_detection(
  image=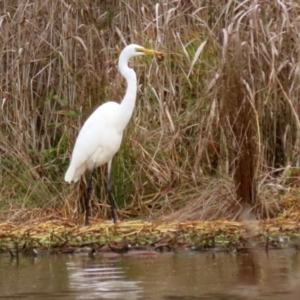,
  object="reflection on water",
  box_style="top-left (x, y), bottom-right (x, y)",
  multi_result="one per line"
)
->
top-left (0, 249), bottom-right (300, 299)
top-left (67, 259), bottom-right (143, 299)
